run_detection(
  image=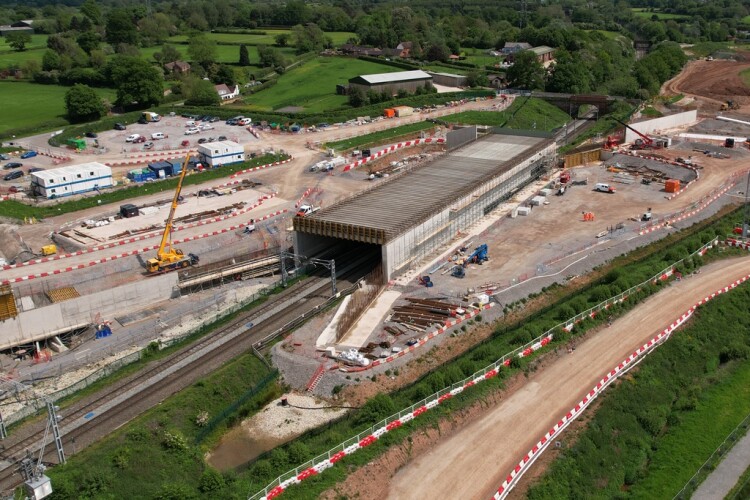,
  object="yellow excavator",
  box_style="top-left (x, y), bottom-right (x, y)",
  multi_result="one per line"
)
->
top-left (146, 154), bottom-right (199, 273)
